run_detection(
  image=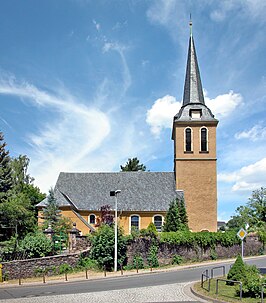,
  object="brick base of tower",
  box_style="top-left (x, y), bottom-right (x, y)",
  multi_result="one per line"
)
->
top-left (175, 159), bottom-right (217, 232)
